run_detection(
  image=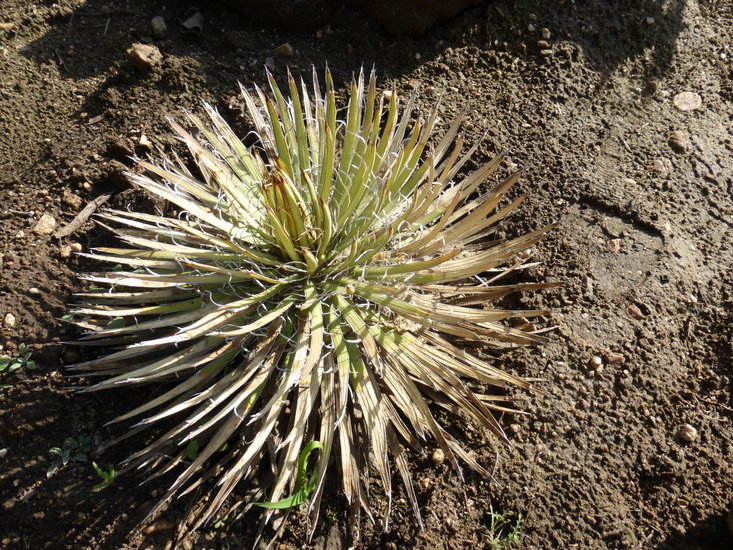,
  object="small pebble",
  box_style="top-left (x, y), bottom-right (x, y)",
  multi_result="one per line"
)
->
top-left (28, 287), bottom-right (41, 295)
top-left (627, 304), bottom-right (645, 320)
top-left (3, 313), bottom-right (15, 328)
top-left (431, 448), bottom-right (445, 465)
top-left (669, 130), bottom-right (691, 153)
top-left (33, 213), bottom-right (57, 235)
top-left (510, 472), bottom-right (520, 481)
top-left (608, 239), bottom-right (621, 253)
top-left (537, 40), bottom-right (550, 48)
top-left (673, 91), bottom-right (702, 112)
top-left (588, 356), bottom-right (603, 370)
top-left (274, 43), bottom-right (294, 57)
top-left (541, 28), bottom-right (551, 39)
top-left (150, 16), bottom-right (167, 39)
top-left (0, 448), bottom-right (7, 459)
top-left (676, 424), bottom-right (697, 442)
top-left (509, 423), bottom-right (521, 434)
top-left (138, 135), bottom-right (152, 150)
top-left (69, 242), bottom-right (82, 253)
top-left (127, 43), bottom-right (162, 71)
top-left (59, 245), bottom-right (72, 259)
top-left (540, 49), bottom-right (553, 56)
